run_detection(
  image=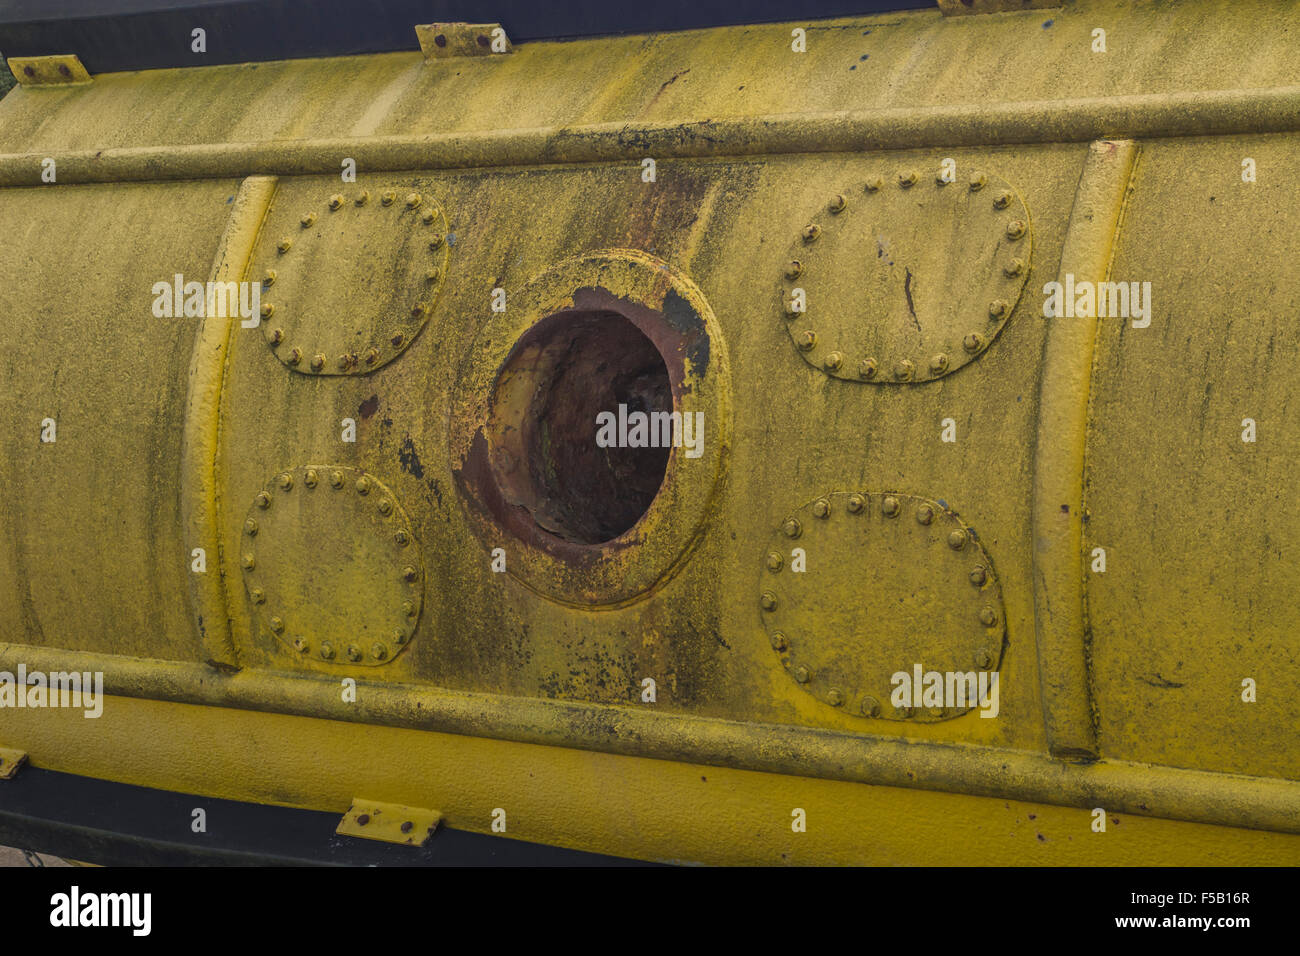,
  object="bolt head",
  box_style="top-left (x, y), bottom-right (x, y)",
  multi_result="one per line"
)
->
top-left (300, 212), bottom-right (317, 228)
top-left (882, 496), bottom-right (900, 517)
top-left (858, 358), bottom-right (878, 380)
top-left (255, 492), bottom-right (271, 509)
top-left (785, 260), bottom-right (802, 280)
top-left (429, 235), bottom-right (444, 250)
top-left (898, 169), bottom-right (918, 187)
top-left (269, 616), bottom-right (284, 634)
top-left (1004, 258), bottom-right (1024, 277)
top-left (770, 631), bottom-right (788, 651)
top-left (402, 566), bottom-right (419, 583)
top-left (827, 688), bottom-right (844, 706)
top-left (288, 348), bottom-right (303, 365)
top-left (929, 706), bottom-right (946, 719)
top-left (993, 191), bottom-right (1012, 209)
top-left (372, 643), bottom-right (388, 661)
top-left (828, 194), bottom-right (846, 213)
top-left (916, 504), bottom-right (934, 525)
top-left (812, 498), bottom-right (830, 518)
top-left (381, 191), bottom-right (396, 206)
top-left (293, 636), bottom-right (308, 653)
top-left (861, 696), bottom-right (881, 717)
top-left (394, 529), bottom-right (410, 546)
top-left (277, 473), bottom-right (293, 491)
top-left (421, 209), bottom-right (436, 224)
top-left (365, 348), bottom-right (380, 365)
top-left (948, 529), bottom-right (967, 550)
top-left (401, 821), bottom-right (414, 834)
top-left (979, 606), bottom-right (998, 626)
top-left (864, 176), bottom-right (883, 192)
top-left (793, 666), bottom-right (810, 683)
top-left (929, 353), bottom-right (949, 375)
top-left (262, 270), bottom-right (277, 286)
top-left (402, 601), bottom-right (416, 618)
top-left (355, 477), bottom-right (370, 495)
top-left (969, 172), bottom-right (986, 191)
top-left (797, 330), bottom-right (817, 351)
top-left (823, 351), bottom-right (843, 371)
top-left (244, 518), bottom-right (258, 536)
top-left (328, 194), bottom-right (344, 210)
top-left (357, 813), bottom-right (370, 826)
top-left (330, 470), bottom-right (345, 489)
top-left (963, 332), bottom-right (983, 353)
top-left (393, 628), bottom-right (409, 646)
top-left (269, 327), bottom-right (284, 346)
top-left (970, 566), bottom-right (988, 587)
top-left (847, 493), bottom-right (865, 513)
top-left (277, 237), bottom-right (292, 253)
top-left (760, 591), bottom-right (777, 611)
top-left (304, 469), bottom-right (318, 488)
top-left (378, 498), bottom-right (393, 515)
top-left (310, 354), bottom-right (326, 371)
top-left (893, 359), bottom-right (914, 381)
top-left (782, 518), bottom-right (802, 539)
top-left (250, 587), bottom-right (265, 604)
top-left (347, 645), bottom-right (362, 662)
top-left (405, 193), bottom-right (422, 209)
top-left (355, 190), bottom-right (370, 206)
top-left (766, 551), bottom-right (783, 572)
top-left (975, 649), bottom-right (993, 668)
top-left (1006, 219), bottom-right (1026, 240)
top-left (241, 553), bottom-right (255, 570)
top-left (802, 223), bottom-right (821, 243)
top-left (426, 268), bottom-right (441, 284)
top-left (320, 642), bottom-right (335, 660)
top-left (989, 300), bottom-right (1008, 319)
